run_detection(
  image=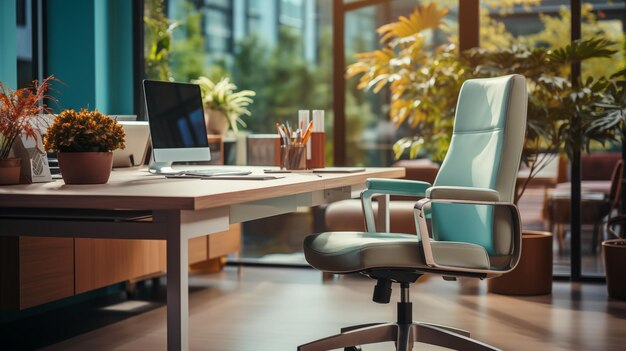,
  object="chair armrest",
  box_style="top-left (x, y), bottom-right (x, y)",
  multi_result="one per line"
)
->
top-left (413, 197), bottom-right (522, 276)
top-left (360, 179), bottom-right (432, 233)
top-left (426, 186), bottom-right (500, 202)
top-left (365, 178), bottom-right (431, 196)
